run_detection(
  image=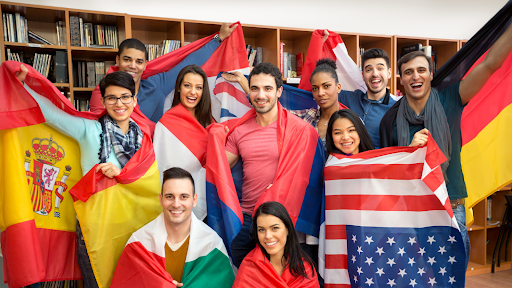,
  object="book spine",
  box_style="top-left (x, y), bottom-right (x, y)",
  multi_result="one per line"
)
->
top-left (79, 18), bottom-right (84, 47)
top-left (2, 14), bottom-right (8, 42)
top-left (280, 42), bottom-right (284, 74)
top-left (70, 16), bottom-right (80, 46)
